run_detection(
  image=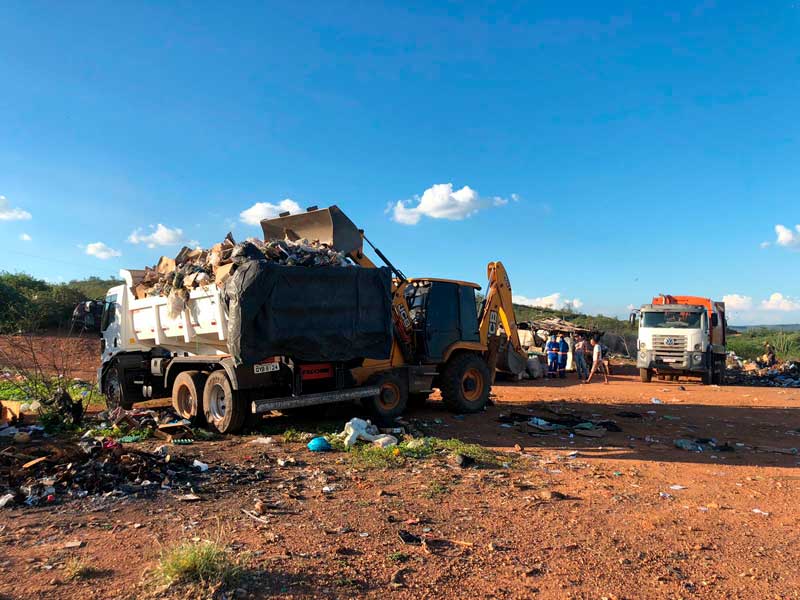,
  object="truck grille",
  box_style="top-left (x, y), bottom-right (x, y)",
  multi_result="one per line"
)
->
top-left (652, 335), bottom-right (687, 362)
